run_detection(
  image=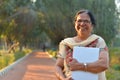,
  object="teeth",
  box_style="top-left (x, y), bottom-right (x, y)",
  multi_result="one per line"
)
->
top-left (81, 28), bottom-right (85, 30)
top-left (79, 28), bottom-right (86, 32)
top-left (77, 26), bottom-right (87, 31)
